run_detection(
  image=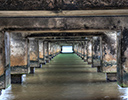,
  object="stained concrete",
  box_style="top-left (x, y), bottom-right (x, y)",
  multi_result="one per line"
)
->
top-left (10, 33), bottom-right (29, 74)
top-left (0, 53), bottom-right (127, 100)
top-left (0, 31), bottom-right (11, 89)
top-left (0, 0), bottom-right (127, 10)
